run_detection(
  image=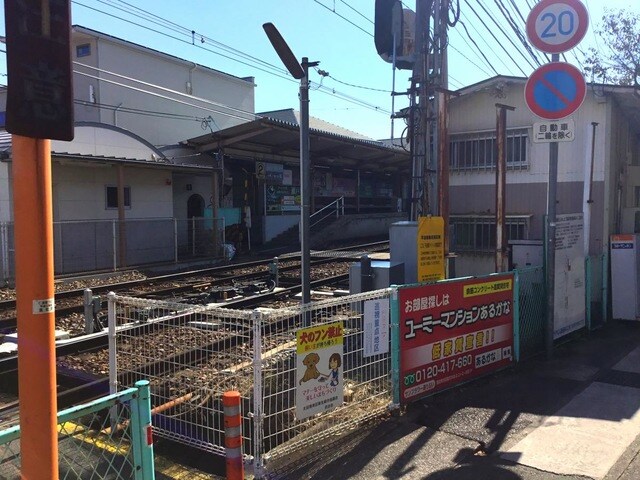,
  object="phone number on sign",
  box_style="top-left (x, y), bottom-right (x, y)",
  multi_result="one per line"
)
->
top-left (403, 354), bottom-right (473, 387)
